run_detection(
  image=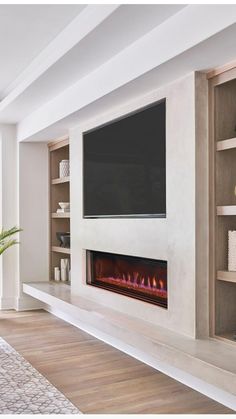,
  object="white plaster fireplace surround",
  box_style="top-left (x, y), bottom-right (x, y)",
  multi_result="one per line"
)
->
top-left (70, 72), bottom-right (208, 339)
